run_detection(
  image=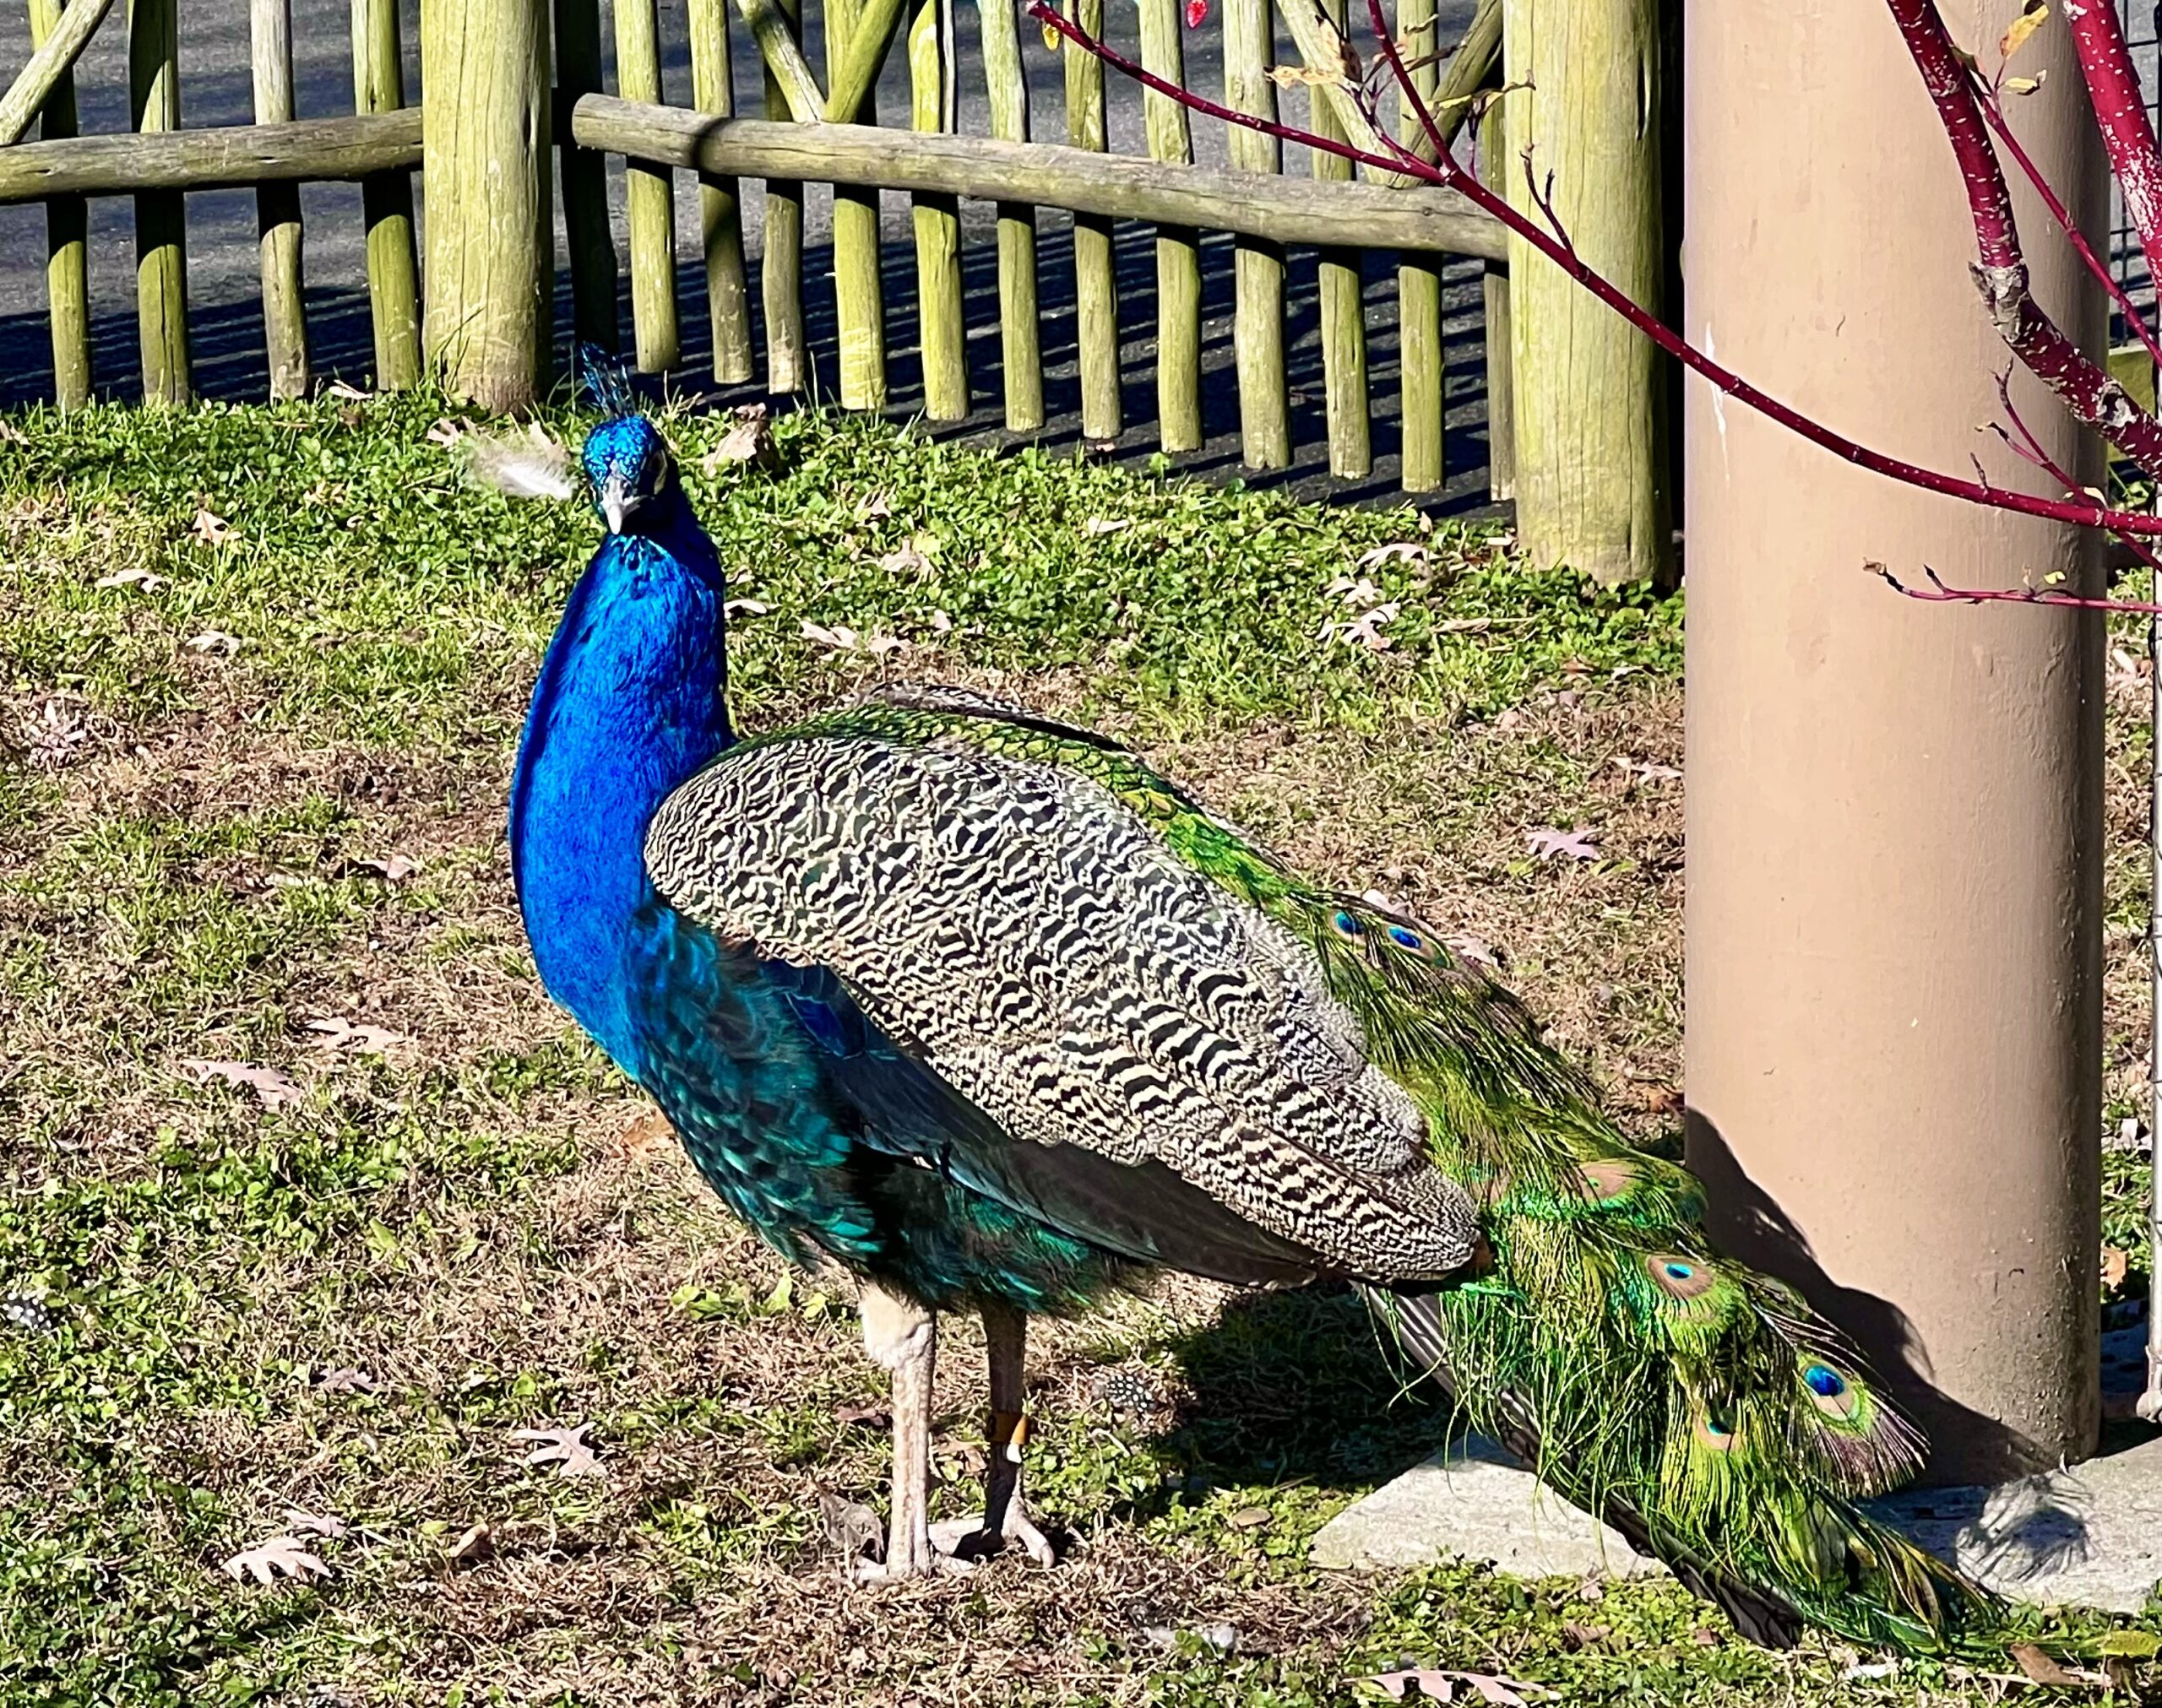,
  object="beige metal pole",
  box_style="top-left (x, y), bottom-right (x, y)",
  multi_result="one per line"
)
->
top-left (1683, 0), bottom-right (2103, 1478)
